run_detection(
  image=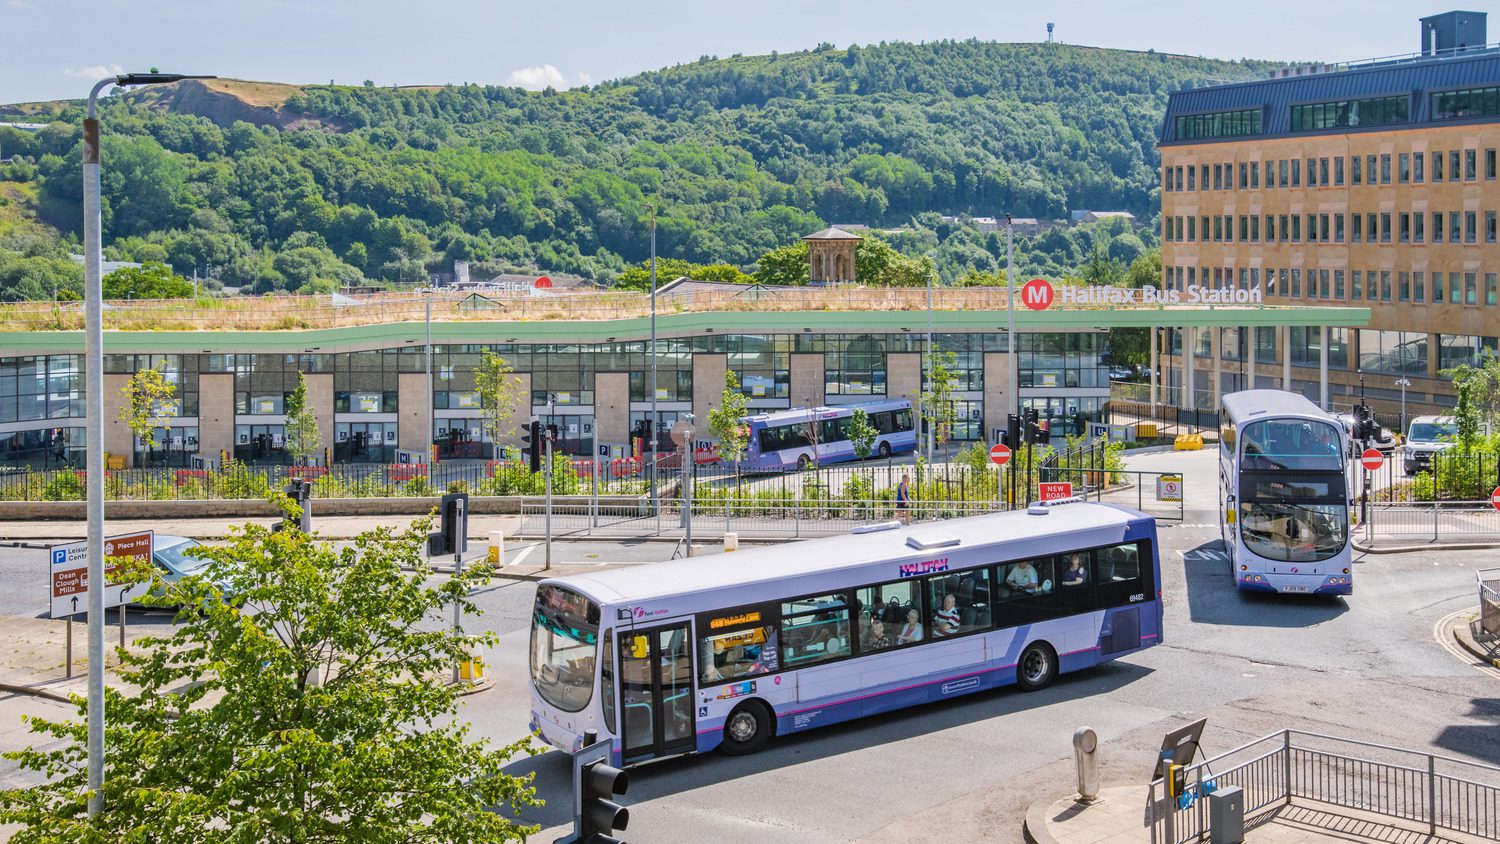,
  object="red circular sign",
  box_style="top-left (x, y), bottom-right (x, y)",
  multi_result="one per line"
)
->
top-left (1021, 278), bottom-right (1054, 310)
top-left (1491, 487), bottom-right (1500, 512)
top-left (534, 276), bottom-right (553, 289)
top-left (1359, 448), bottom-right (1384, 471)
top-left (989, 443), bottom-right (1012, 466)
